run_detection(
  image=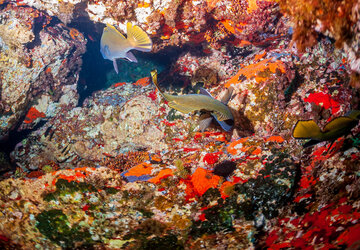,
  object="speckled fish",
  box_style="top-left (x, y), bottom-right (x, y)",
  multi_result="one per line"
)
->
top-left (292, 110), bottom-right (360, 148)
top-left (100, 22), bottom-right (152, 74)
top-left (151, 69), bottom-right (234, 131)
